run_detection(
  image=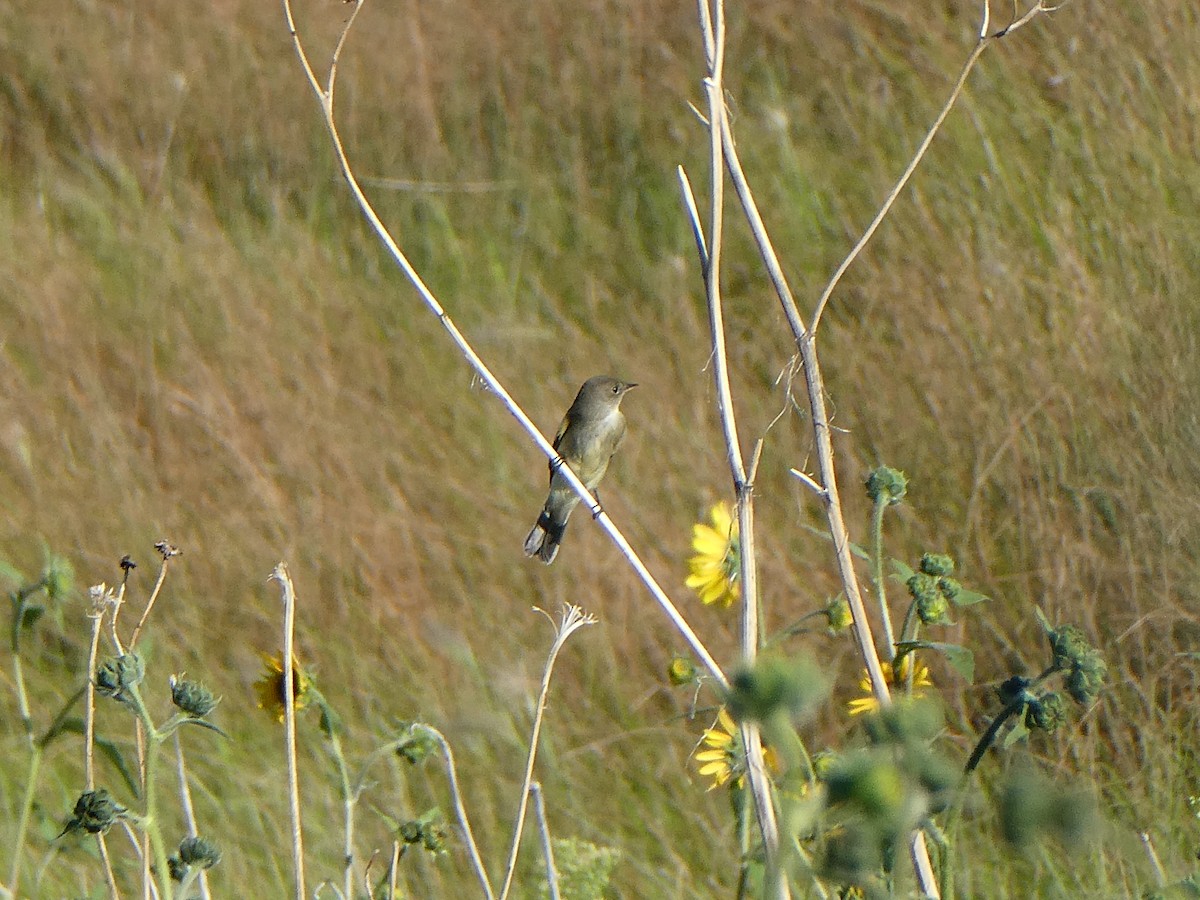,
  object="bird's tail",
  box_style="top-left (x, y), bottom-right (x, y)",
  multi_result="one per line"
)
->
top-left (523, 510), bottom-right (568, 565)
